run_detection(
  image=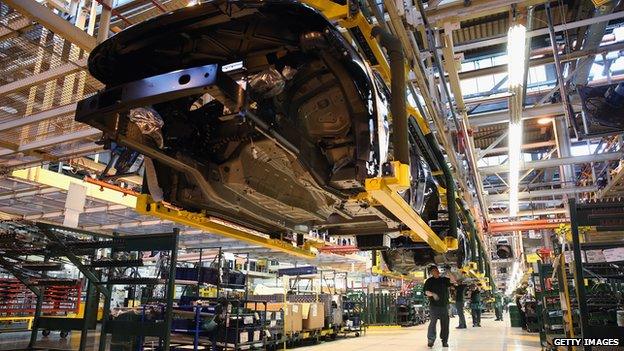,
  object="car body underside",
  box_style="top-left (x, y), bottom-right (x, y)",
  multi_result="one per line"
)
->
top-left (76, 0), bottom-right (470, 274)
